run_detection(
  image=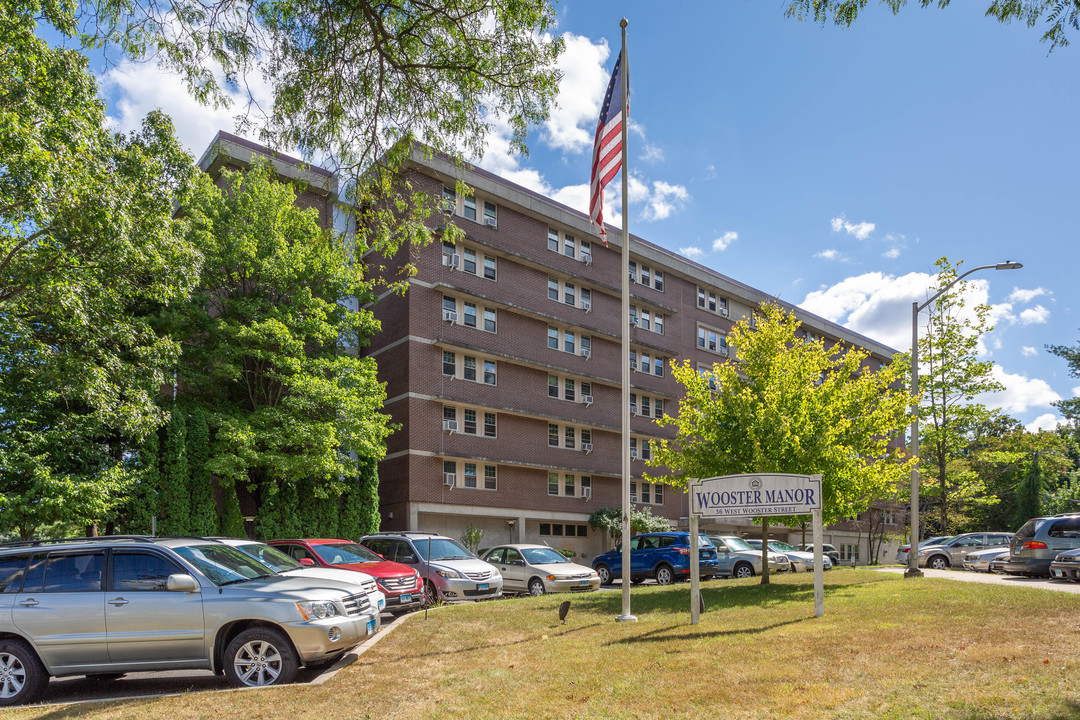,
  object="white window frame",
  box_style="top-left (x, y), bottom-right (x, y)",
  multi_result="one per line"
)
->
top-left (443, 459), bottom-right (497, 491)
top-left (443, 403), bottom-right (496, 438)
